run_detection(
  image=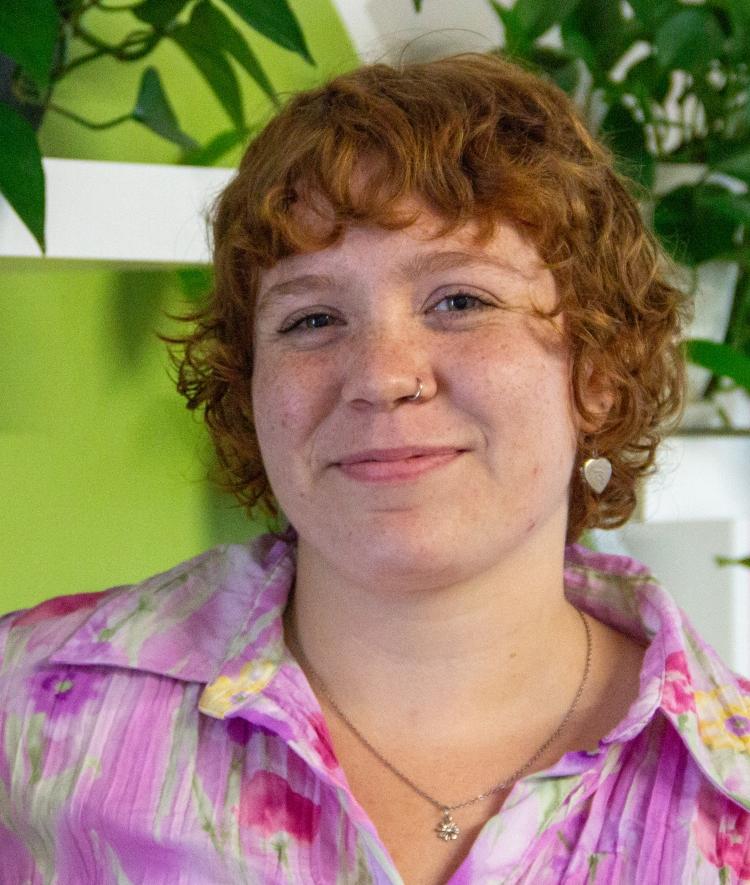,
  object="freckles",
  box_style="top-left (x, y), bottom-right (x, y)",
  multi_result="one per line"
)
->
top-left (274, 398), bottom-right (308, 436)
